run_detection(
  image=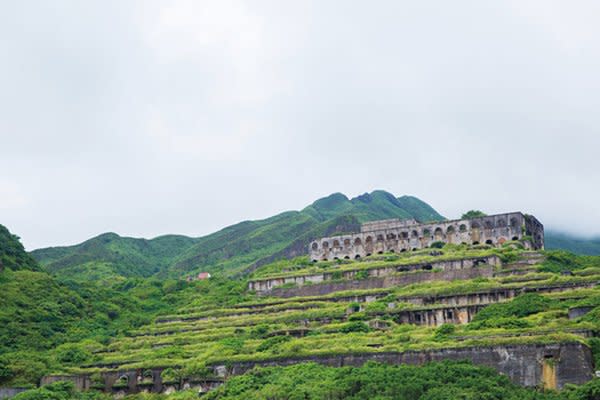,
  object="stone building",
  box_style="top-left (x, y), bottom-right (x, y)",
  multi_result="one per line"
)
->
top-left (309, 212), bottom-right (544, 262)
